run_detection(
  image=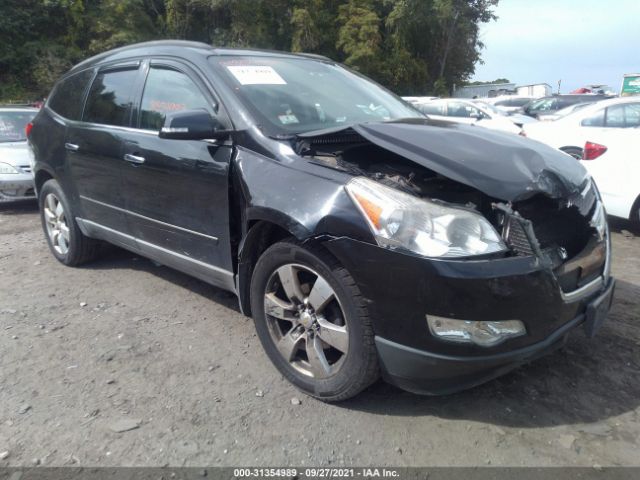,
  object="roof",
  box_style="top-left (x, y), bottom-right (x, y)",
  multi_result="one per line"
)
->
top-left (70, 40), bottom-right (332, 74)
